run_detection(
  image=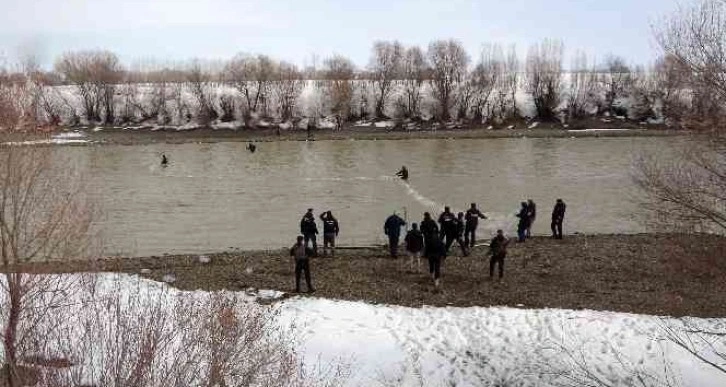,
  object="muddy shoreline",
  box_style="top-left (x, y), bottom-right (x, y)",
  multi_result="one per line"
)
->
top-left (4, 233), bottom-right (725, 318)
